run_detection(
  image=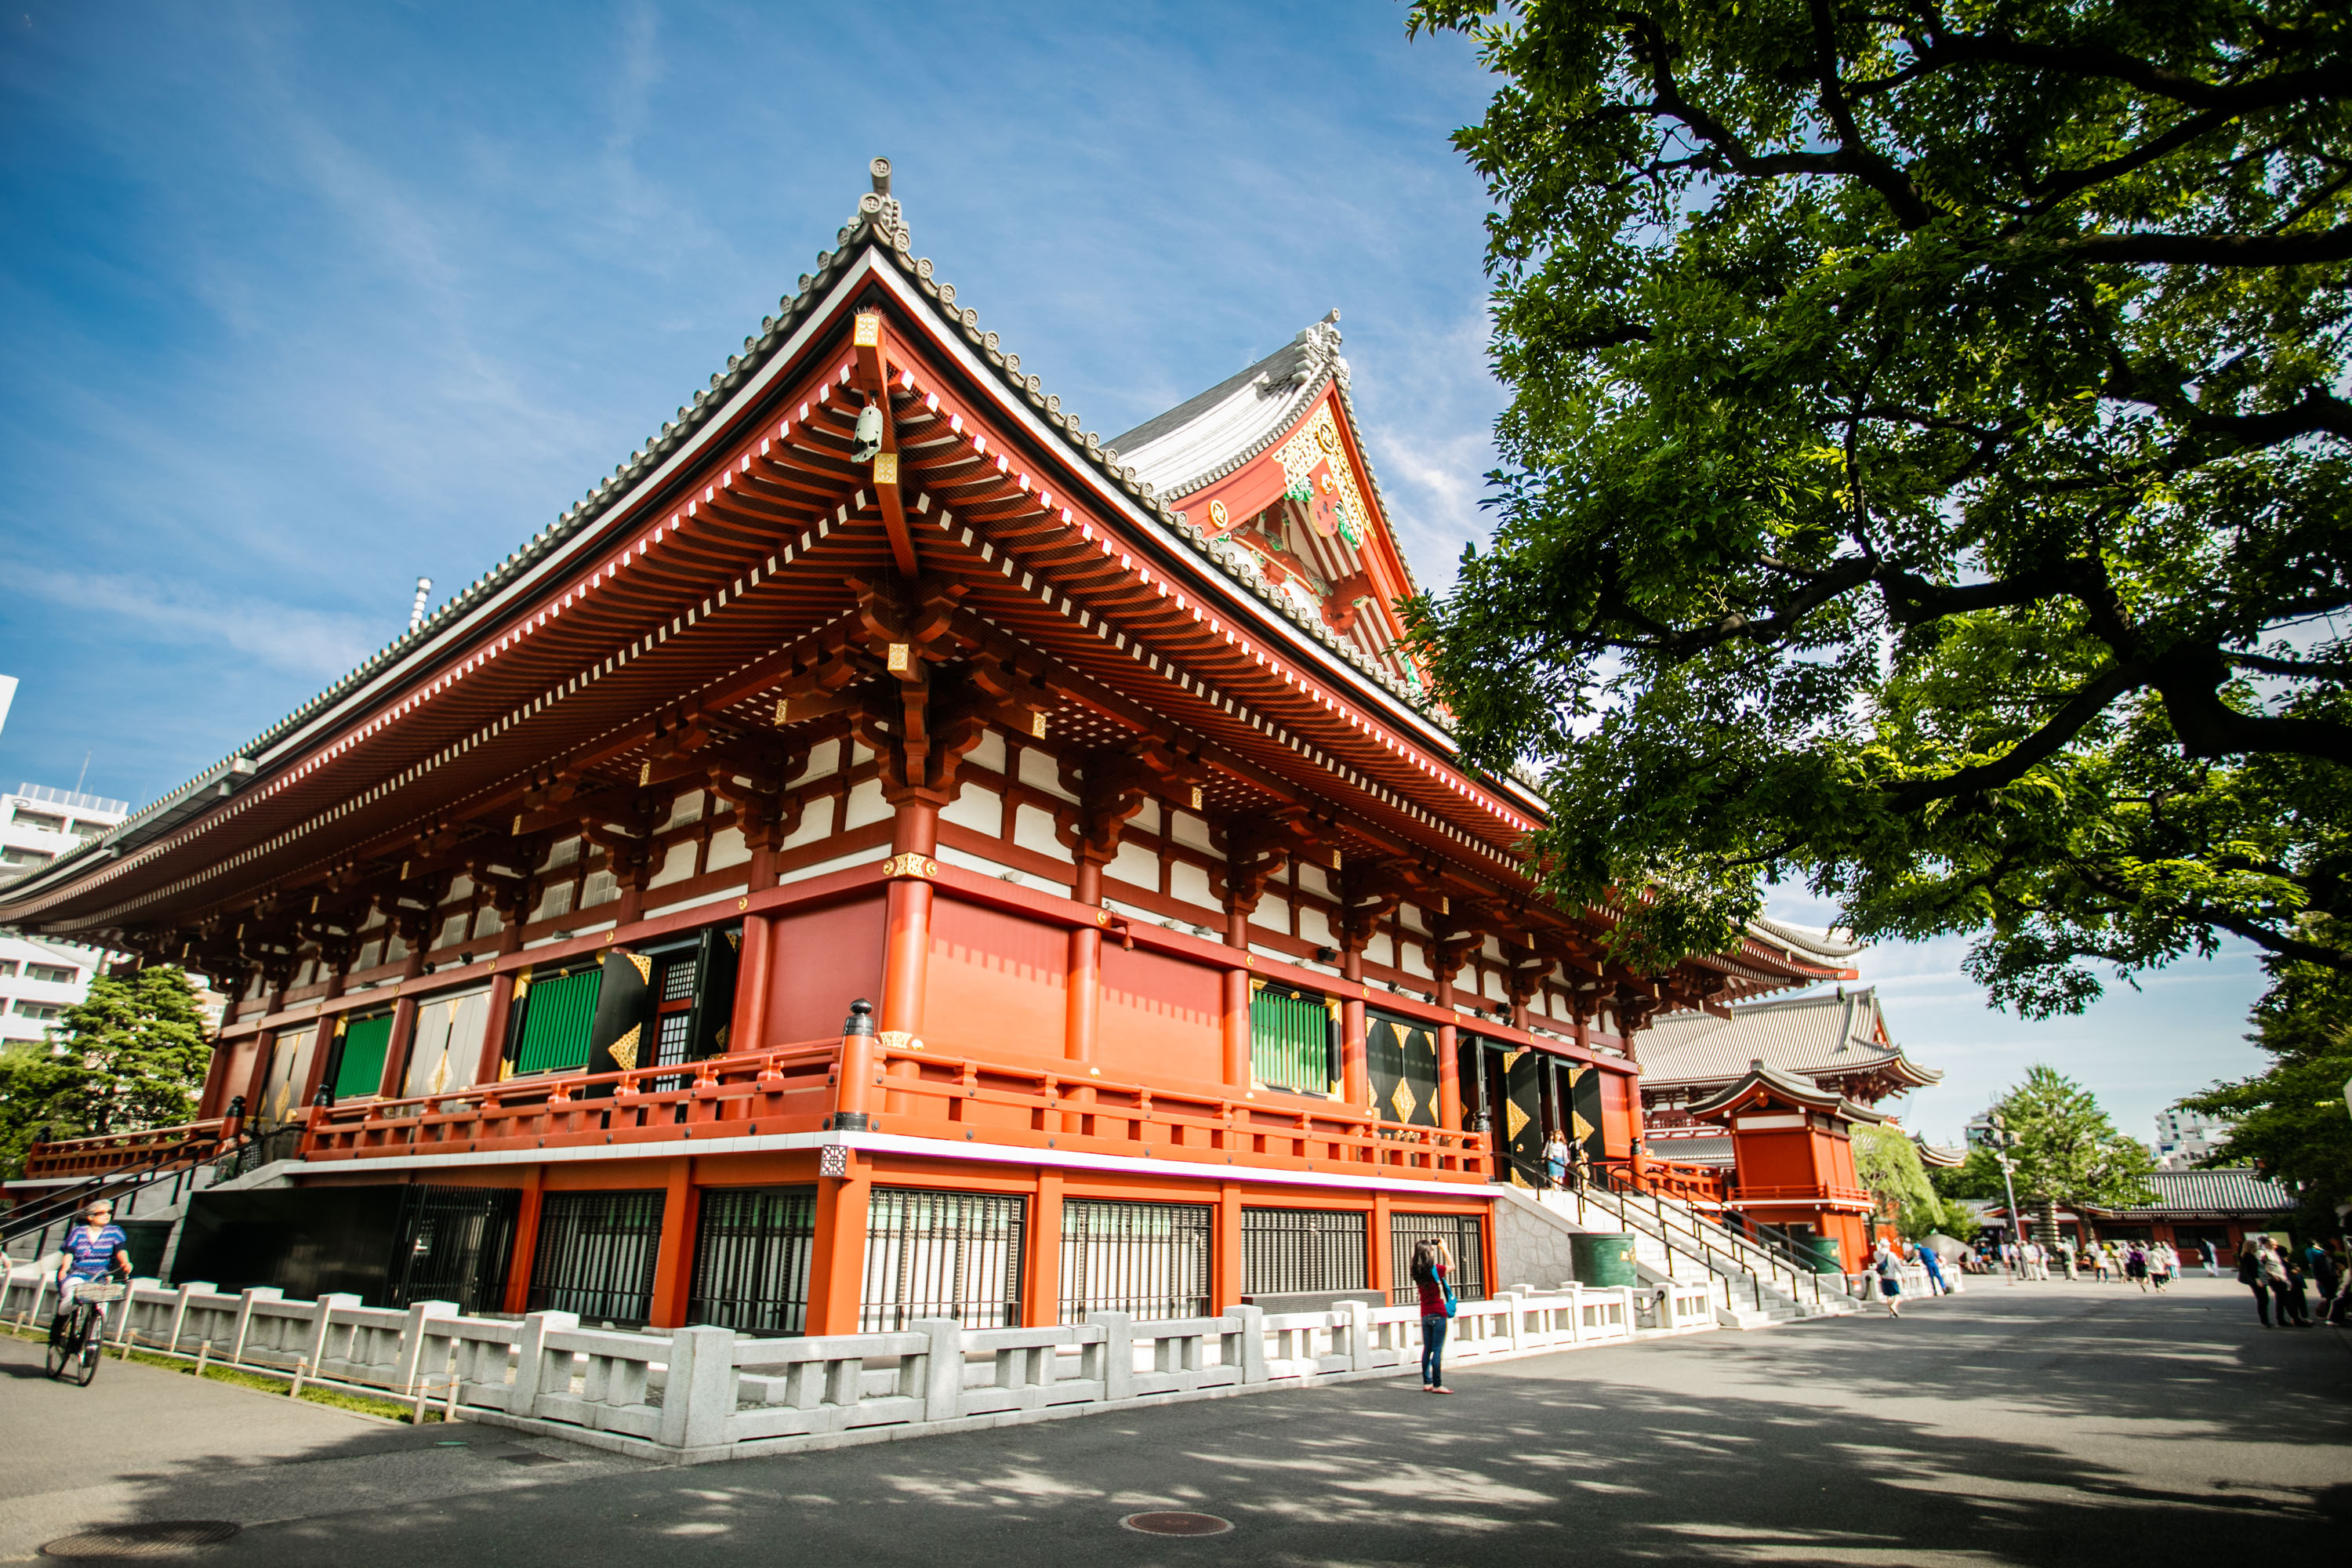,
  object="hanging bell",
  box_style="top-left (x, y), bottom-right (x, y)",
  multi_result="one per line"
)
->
top-left (852, 402), bottom-right (884, 463)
